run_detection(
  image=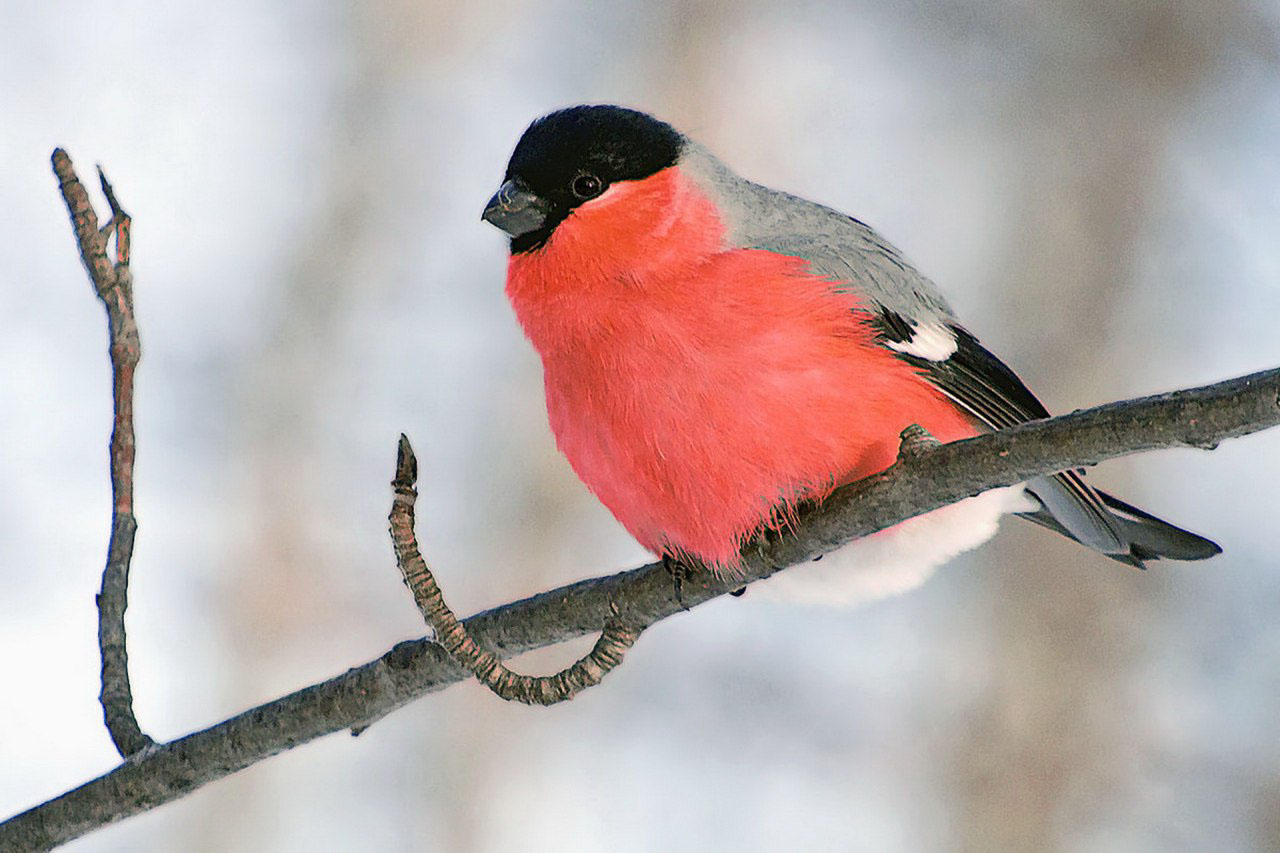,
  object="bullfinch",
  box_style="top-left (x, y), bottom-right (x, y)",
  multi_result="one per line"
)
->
top-left (482, 105), bottom-right (1219, 604)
